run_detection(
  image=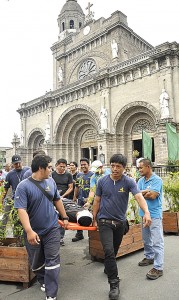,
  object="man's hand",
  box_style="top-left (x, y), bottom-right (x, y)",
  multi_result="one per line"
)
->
top-left (27, 229), bottom-right (40, 245)
top-left (63, 219), bottom-right (69, 229)
top-left (143, 211), bottom-right (152, 227)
